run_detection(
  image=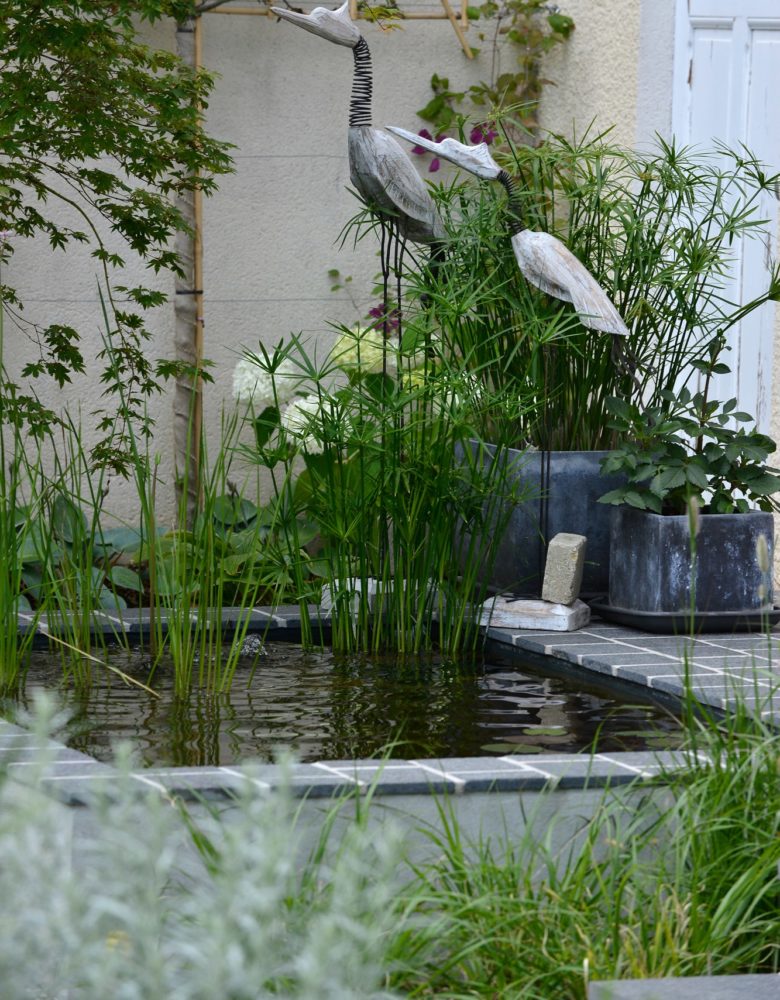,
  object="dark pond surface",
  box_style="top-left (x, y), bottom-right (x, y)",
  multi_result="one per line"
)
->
top-left (9, 644), bottom-right (682, 767)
